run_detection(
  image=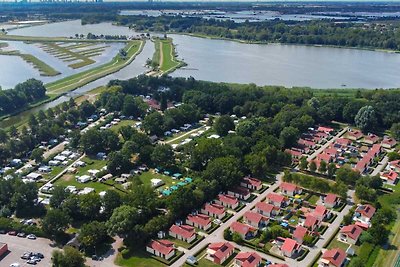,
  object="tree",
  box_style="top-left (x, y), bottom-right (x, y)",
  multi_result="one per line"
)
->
top-left (80, 129), bottom-right (102, 155)
top-left (299, 157), bottom-right (308, 171)
top-left (42, 209), bottom-right (70, 239)
top-left (279, 126), bottom-right (299, 148)
top-left (318, 160), bottom-right (327, 173)
top-left (79, 193), bottom-right (101, 220)
top-left (143, 112), bottom-right (164, 136)
top-left (50, 186), bottom-right (70, 209)
top-left (223, 229), bottom-right (232, 241)
top-left (106, 205), bottom-right (139, 236)
top-left (214, 115), bottom-right (235, 136)
top-left (78, 221), bottom-right (108, 251)
top-left (355, 106), bottom-right (377, 132)
top-left (102, 190), bottom-right (122, 218)
top-left (151, 144), bottom-right (174, 168)
top-left (203, 156), bottom-right (242, 189)
top-left (107, 152), bottom-right (133, 176)
top-left (232, 232), bottom-right (243, 244)
top-left (31, 148), bottom-right (44, 163)
top-left (336, 166), bottom-right (360, 186)
top-left (52, 246), bottom-right (85, 267)
top-left (309, 161), bottom-right (317, 173)
top-left (327, 163), bottom-right (337, 178)
top-left (390, 122), bottom-right (400, 140)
